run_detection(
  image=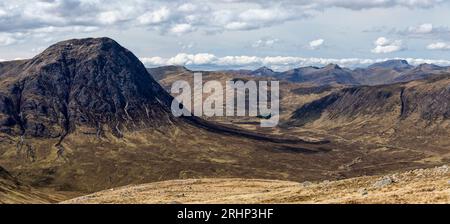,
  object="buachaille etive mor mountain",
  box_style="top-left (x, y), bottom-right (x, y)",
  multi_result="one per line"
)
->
top-left (0, 38), bottom-right (176, 139)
